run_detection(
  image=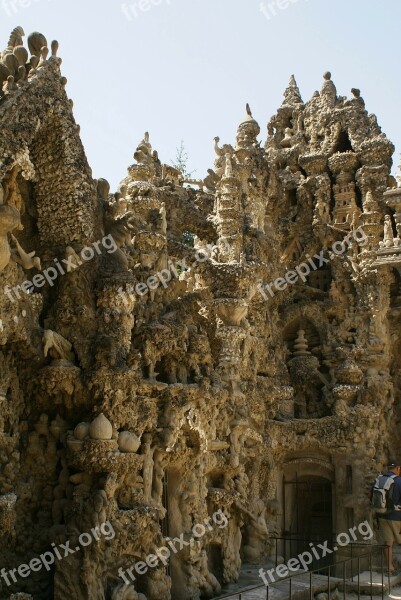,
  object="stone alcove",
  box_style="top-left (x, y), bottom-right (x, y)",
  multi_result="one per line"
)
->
top-left (283, 319), bottom-right (329, 418)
